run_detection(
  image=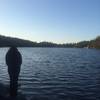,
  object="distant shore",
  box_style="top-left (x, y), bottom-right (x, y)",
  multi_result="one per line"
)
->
top-left (0, 35), bottom-right (100, 49)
